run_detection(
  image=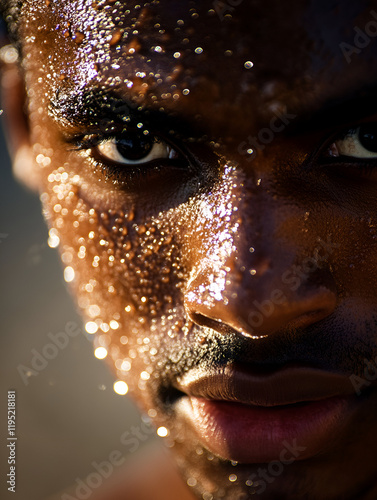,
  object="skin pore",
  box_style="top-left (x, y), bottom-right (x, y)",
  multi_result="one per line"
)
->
top-left (2, 0), bottom-right (377, 498)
